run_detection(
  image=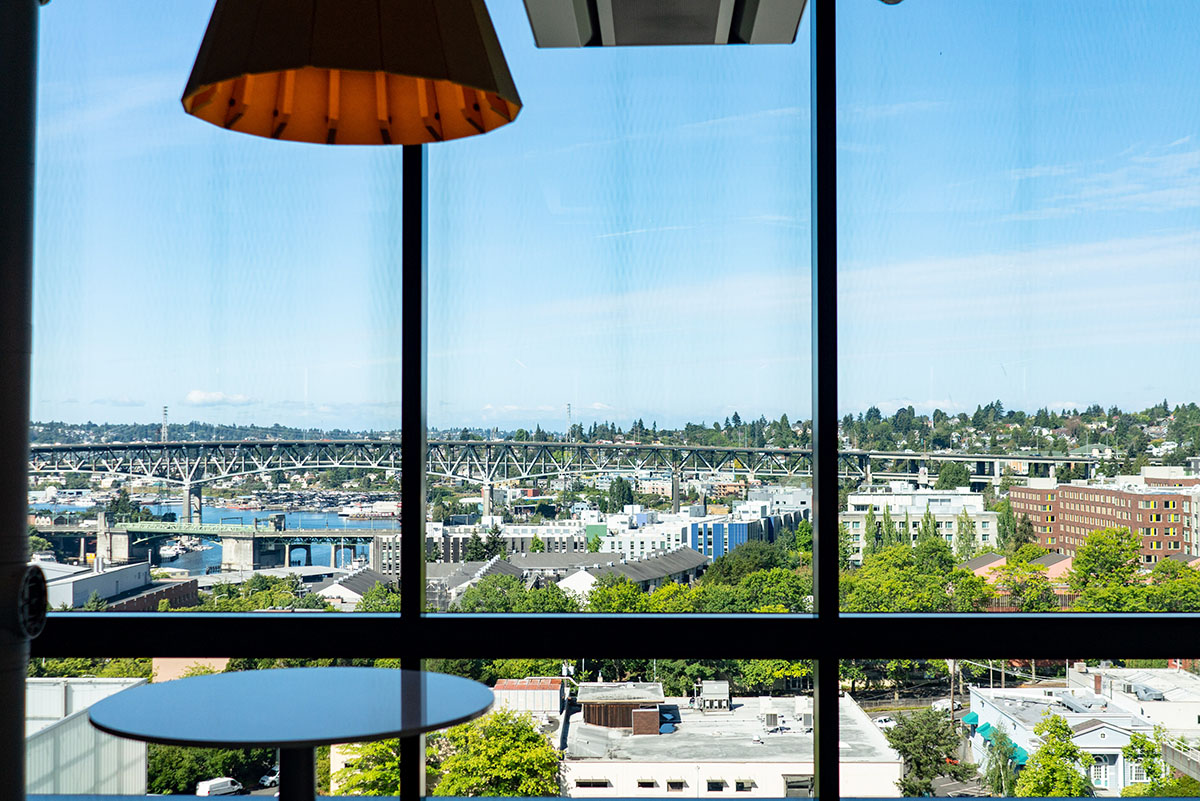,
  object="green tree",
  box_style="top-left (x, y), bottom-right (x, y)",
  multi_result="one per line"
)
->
top-left (27, 532), bottom-right (53, 558)
top-left (838, 521), bottom-right (852, 569)
top-left (883, 708), bottom-right (976, 796)
top-left (996, 499), bottom-right (1016, 552)
top-left (334, 738), bottom-right (403, 796)
top-left (586, 575), bottom-right (649, 613)
top-left (738, 568), bottom-right (811, 613)
top-left (529, 534), bottom-right (546, 553)
top-left (428, 708), bottom-right (560, 796)
top-left (918, 504), bottom-right (938, 543)
top-left (1014, 713), bottom-right (1094, 797)
top-left (148, 744), bottom-right (274, 795)
top-left (934, 461), bottom-right (971, 489)
top-left (862, 504), bottom-right (880, 557)
top-left (647, 582), bottom-right (698, 613)
top-left (354, 581), bottom-right (402, 612)
top-left (881, 507), bottom-right (898, 547)
top-left (1068, 526), bottom-right (1142, 593)
top-left (991, 561), bottom-right (1059, 612)
top-left (702, 540), bottom-right (781, 585)
top-left (1015, 514), bottom-right (1037, 550)
top-left (464, 531), bottom-right (488, 561)
top-left (81, 590), bottom-right (108, 611)
top-left (608, 477), bottom-right (634, 511)
top-left (733, 659), bottom-right (810, 693)
top-left (982, 723), bottom-right (1020, 797)
top-left (1121, 727), bottom-right (1168, 795)
top-left (484, 525), bottom-right (505, 558)
top-left (954, 509), bottom-right (977, 561)
top-left (453, 574), bottom-right (528, 613)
